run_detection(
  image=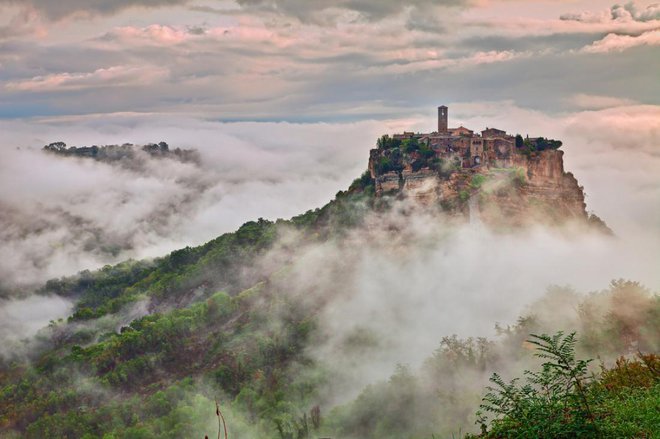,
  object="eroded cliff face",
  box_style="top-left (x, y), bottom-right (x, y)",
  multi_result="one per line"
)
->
top-left (368, 148), bottom-right (588, 228)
